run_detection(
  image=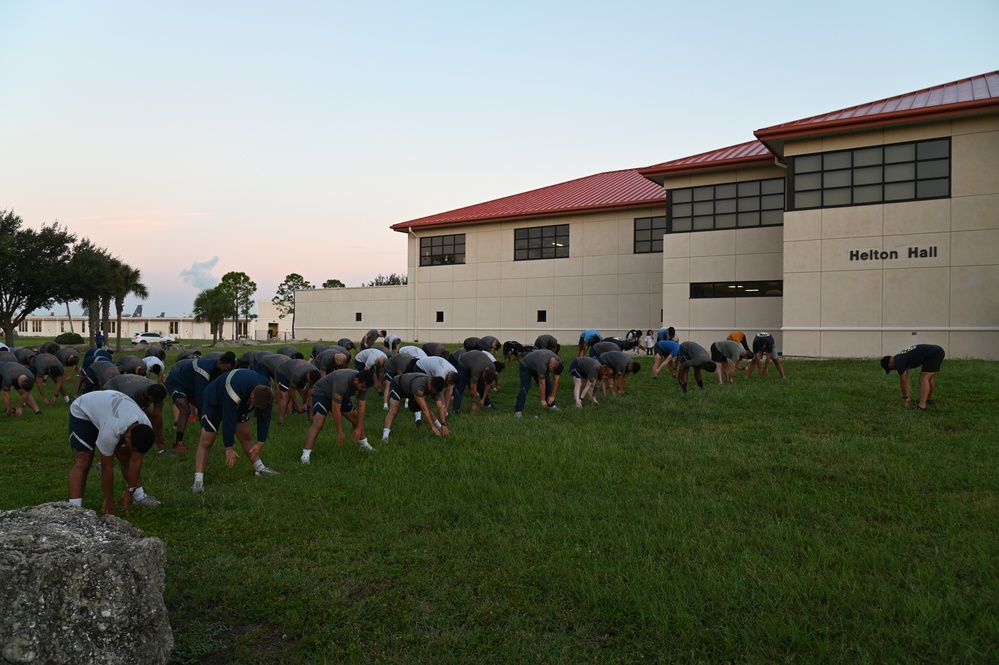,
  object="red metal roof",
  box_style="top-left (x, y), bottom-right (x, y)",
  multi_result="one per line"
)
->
top-left (638, 140), bottom-right (774, 180)
top-left (391, 169), bottom-right (667, 232)
top-left (756, 71), bottom-right (999, 143)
